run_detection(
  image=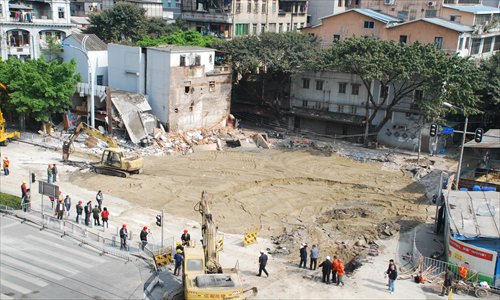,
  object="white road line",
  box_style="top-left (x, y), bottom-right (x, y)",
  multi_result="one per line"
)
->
top-left (1, 267), bottom-right (49, 287)
top-left (26, 235), bottom-right (107, 263)
top-left (1, 245), bottom-right (79, 276)
top-left (0, 222), bottom-right (19, 230)
top-left (0, 279), bottom-right (32, 295)
top-left (0, 293), bottom-right (14, 300)
top-left (33, 247), bottom-right (92, 269)
top-left (0, 255), bottom-right (65, 281)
